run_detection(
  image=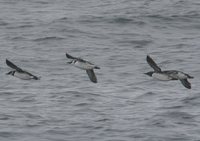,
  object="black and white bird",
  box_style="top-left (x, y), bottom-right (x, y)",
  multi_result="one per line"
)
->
top-left (144, 55), bottom-right (193, 89)
top-left (6, 59), bottom-right (40, 80)
top-left (66, 52), bottom-right (100, 83)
